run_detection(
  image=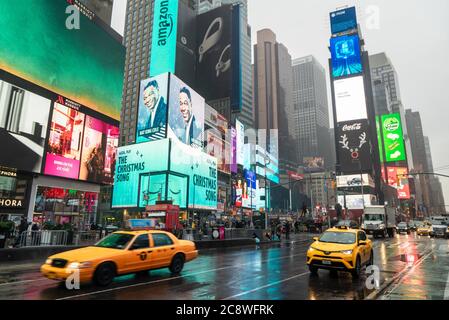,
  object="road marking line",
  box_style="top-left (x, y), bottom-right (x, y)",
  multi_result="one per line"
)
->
top-left (444, 271), bottom-right (449, 300)
top-left (0, 278), bottom-right (48, 287)
top-left (221, 272), bottom-right (310, 300)
top-left (57, 251), bottom-right (308, 300)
